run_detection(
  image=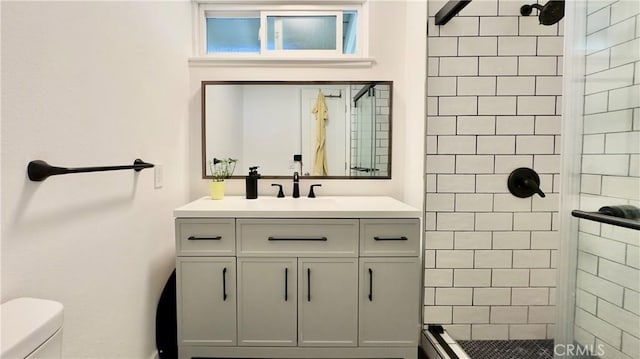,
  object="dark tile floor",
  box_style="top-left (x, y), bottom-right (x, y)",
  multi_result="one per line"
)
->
top-left (458, 339), bottom-right (554, 359)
